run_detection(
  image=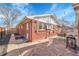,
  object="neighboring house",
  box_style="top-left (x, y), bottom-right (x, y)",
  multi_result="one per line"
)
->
top-left (8, 28), bottom-right (17, 34)
top-left (0, 27), bottom-right (5, 39)
top-left (60, 26), bottom-right (73, 37)
top-left (16, 14), bottom-right (60, 42)
top-left (56, 20), bottom-right (74, 37)
top-left (0, 27), bottom-right (2, 38)
top-left (63, 26), bottom-right (74, 36)
top-left (73, 3), bottom-right (79, 40)
top-left (0, 27), bottom-right (2, 32)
